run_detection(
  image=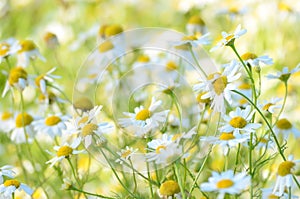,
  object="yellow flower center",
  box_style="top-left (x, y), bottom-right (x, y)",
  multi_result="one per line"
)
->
top-left (278, 2), bottom-right (292, 12)
top-left (159, 180), bottom-right (180, 196)
top-left (45, 116), bottom-right (61, 126)
top-left (182, 35), bottom-right (198, 41)
top-left (18, 40), bottom-right (36, 53)
top-left (44, 32), bottom-right (57, 42)
top-left (98, 24), bottom-right (108, 37)
top-left (278, 161), bottom-right (295, 176)
top-left (188, 15), bottom-right (205, 25)
top-left (73, 97), bottom-right (94, 111)
top-left (57, 146), bottom-right (73, 157)
top-left (268, 194), bottom-right (280, 199)
top-left (171, 134), bottom-right (181, 141)
top-left (259, 138), bottom-right (268, 143)
top-left (135, 109), bottom-right (151, 121)
top-left (241, 52), bottom-right (258, 60)
top-left (166, 61), bottom-right (177, 71)
top-left (38, 92), bottom-right (56, 104)
top-left (0, 43), bottom-right (10, 56)
top-left (8, 67), bottom-right (28, 85)
top-left (239, 98), bottom-right (247, 105)
top-left (229, 6), bottom-right (239, 14)
top-left (213, 76), bottom-right (228, 95)
top-left (263, 103), bottom-right (274, 111)
top-left (238, 83), bottom-right (251, 90)
top-left (15, 112), bottom-right (33, 127)
top-left (104, 25), bottom-right (123, 37)
top-left (2, 111), bottom-right (13, 120)
top-left (137, 55), bottom-right (150, 63)
top-left (229, 116), bottom-right (247, 128)
top-left (81, 123), bottom-right (98, 136)
top-left (276, 118), bottom-right (292, 130)
top-left (156, 145), bottom-right (166, 154)
top-left (35, 74), bottom-right (44, 87)
top-left (98, 40), bottom-right (114, 53)
top-left (4, 180), bottom-right (20, 188)
top-left (216, 179), bottom-right (234, 189)
top-left (78, 116), bottom-right (89, 125)
top-left (219, 132), bottom-right (235, 140)
top-left (121, 150), bottom-right (132, 158)
top-left (196, 92), bottom-right (210, 104)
